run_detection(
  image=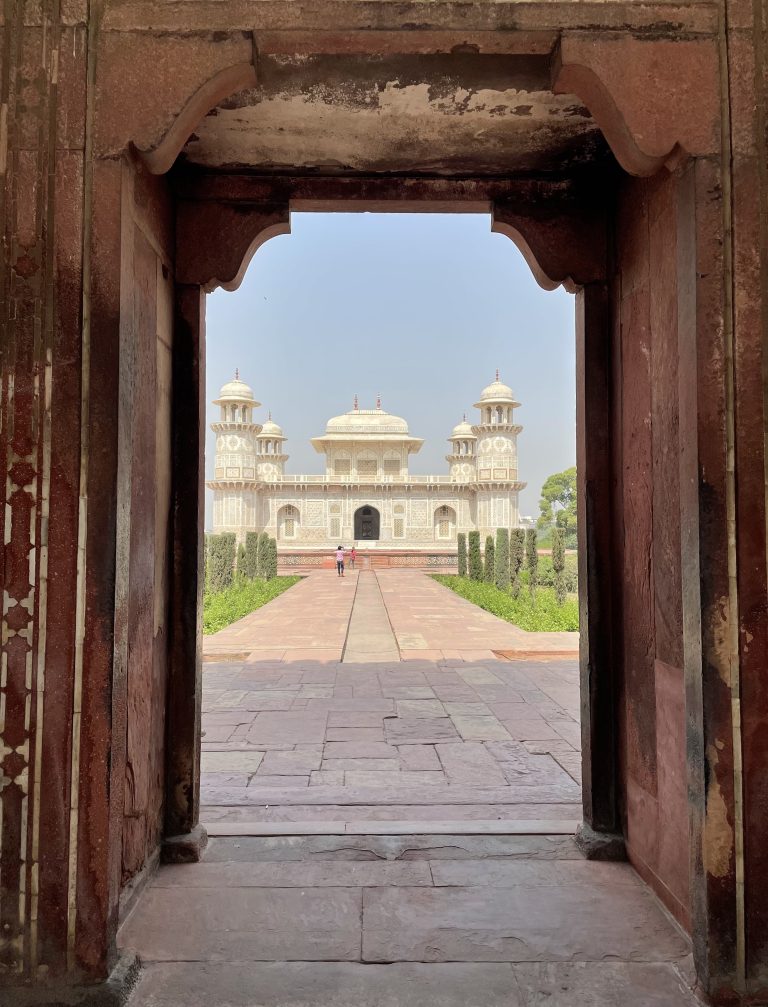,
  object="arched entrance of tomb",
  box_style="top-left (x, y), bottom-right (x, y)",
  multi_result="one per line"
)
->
top-left (5, 11), bottom-right (768, 1005)
top-left (354, 505), bottom-right (381, 541)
